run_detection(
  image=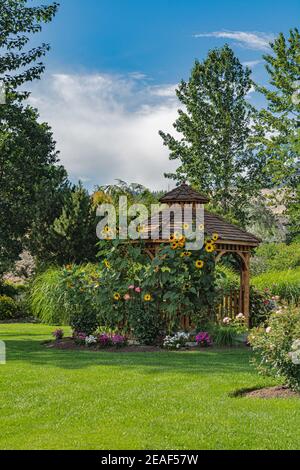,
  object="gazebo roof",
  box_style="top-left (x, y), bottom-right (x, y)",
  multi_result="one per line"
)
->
top-left (160, 183), bottom-right (210, 204)
top-left (145, 183), bottom-right (260, 246)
